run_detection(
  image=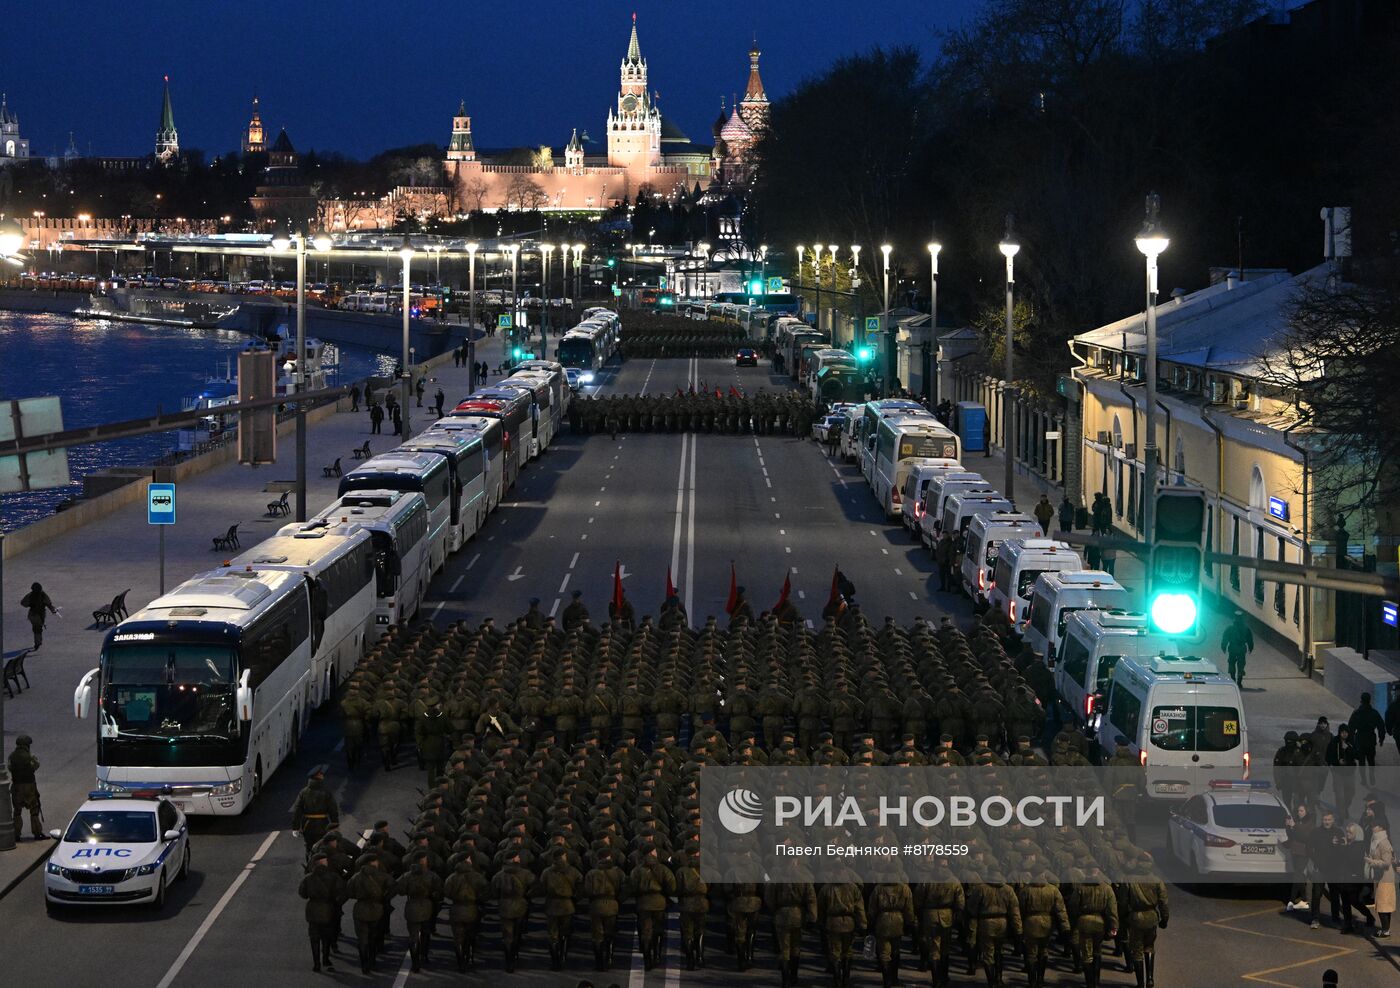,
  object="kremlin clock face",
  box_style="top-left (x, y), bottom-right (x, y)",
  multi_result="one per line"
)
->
top-left (622, 95), bottom-right (637, 112)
